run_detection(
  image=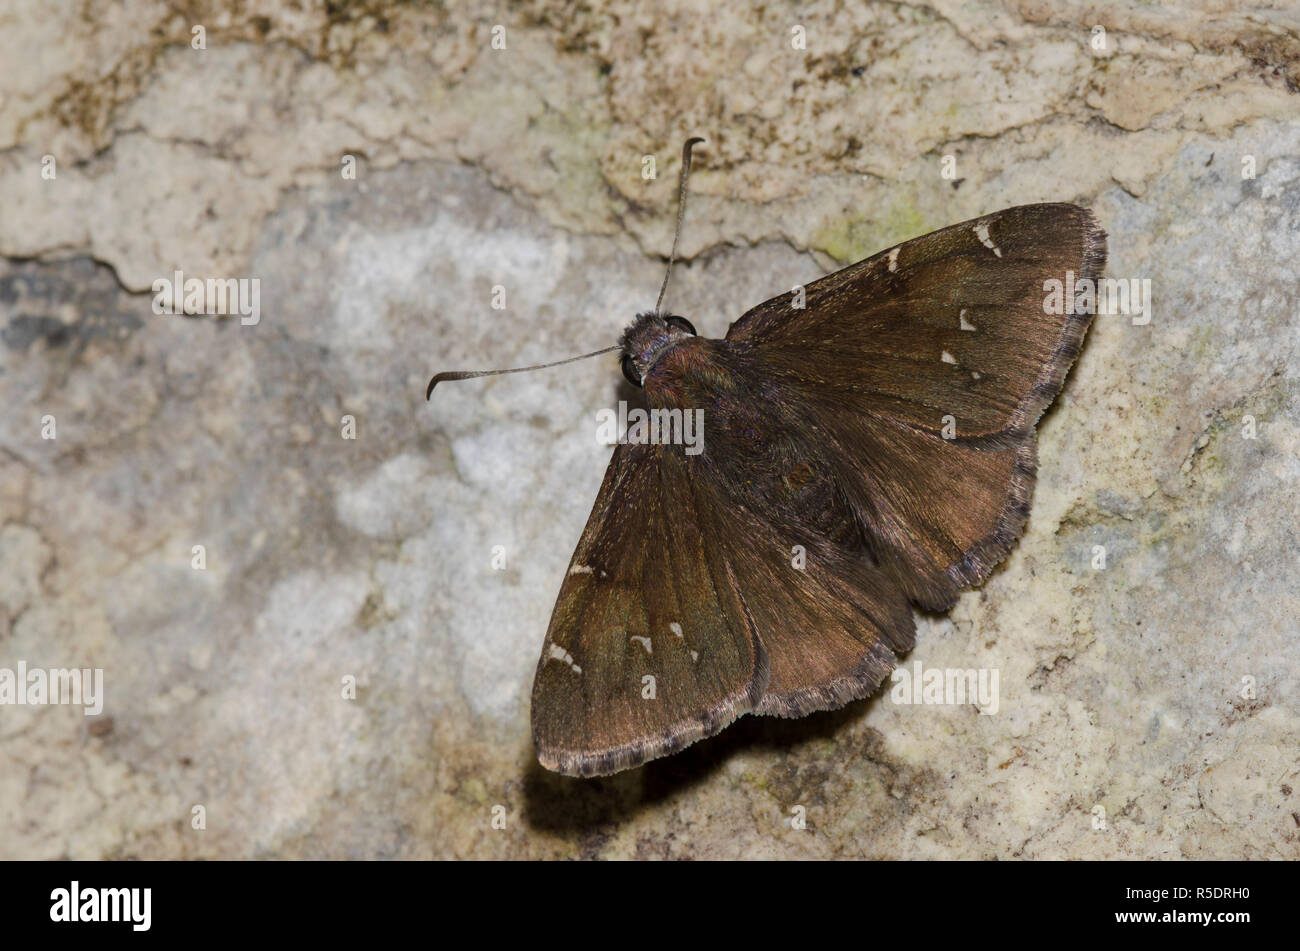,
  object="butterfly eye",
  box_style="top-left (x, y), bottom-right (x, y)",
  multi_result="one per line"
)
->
top-left (666, 315), bottom-right (696, 335)
top-left (621, 354), bottom-right (643, 387)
